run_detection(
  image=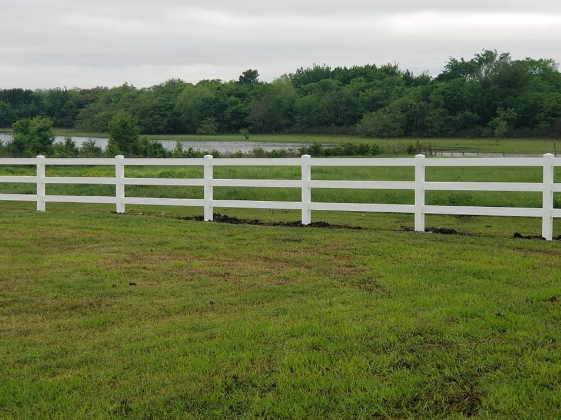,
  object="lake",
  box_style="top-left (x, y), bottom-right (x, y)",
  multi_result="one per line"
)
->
top-left (0, 132), bottom-right (310, 154)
